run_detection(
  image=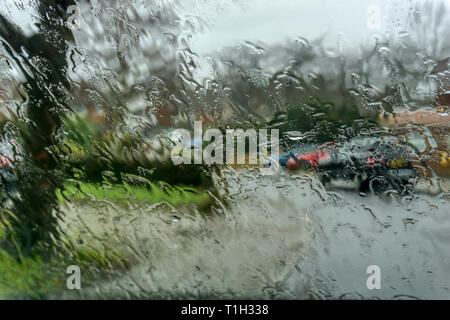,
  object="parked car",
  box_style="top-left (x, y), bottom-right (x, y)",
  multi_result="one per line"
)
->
top-left (279, 136), bottom-right (421, 193)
